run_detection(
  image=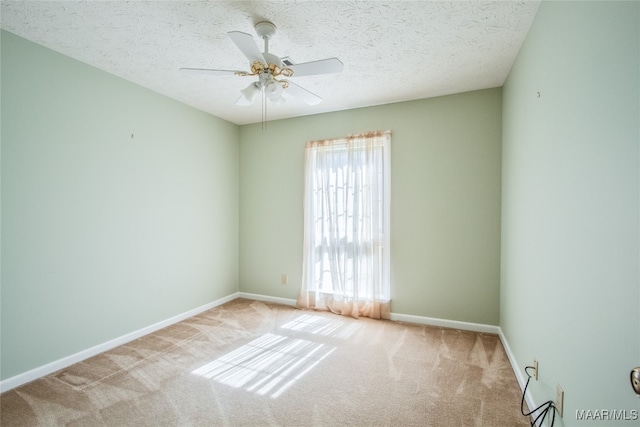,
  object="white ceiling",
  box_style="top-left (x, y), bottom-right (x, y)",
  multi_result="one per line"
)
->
top-left (1, 0), bottom-right (540, 125)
